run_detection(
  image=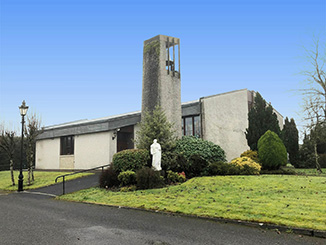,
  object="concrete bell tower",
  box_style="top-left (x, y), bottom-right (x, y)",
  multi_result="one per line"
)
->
top-left (141, 35), bottom-right (182, 138)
